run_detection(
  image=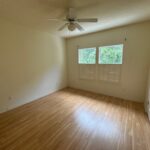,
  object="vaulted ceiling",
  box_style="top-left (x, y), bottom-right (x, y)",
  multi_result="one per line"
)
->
top-left (0, 0), bottom-right (150, 38)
